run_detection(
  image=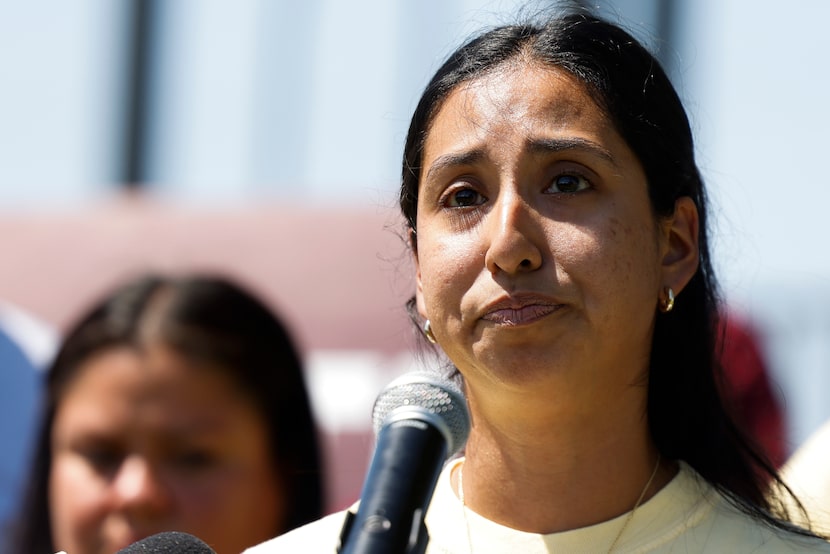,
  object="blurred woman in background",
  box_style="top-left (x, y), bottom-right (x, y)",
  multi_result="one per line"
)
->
top-left (10, 273), bottom-right (324, 554)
